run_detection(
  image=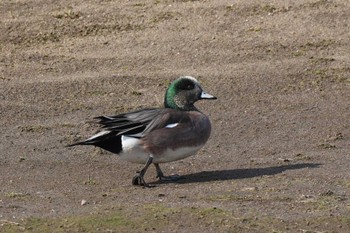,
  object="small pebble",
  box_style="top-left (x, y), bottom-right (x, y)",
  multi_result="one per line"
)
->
top-left (81, 199), bottom-right (88, 206)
